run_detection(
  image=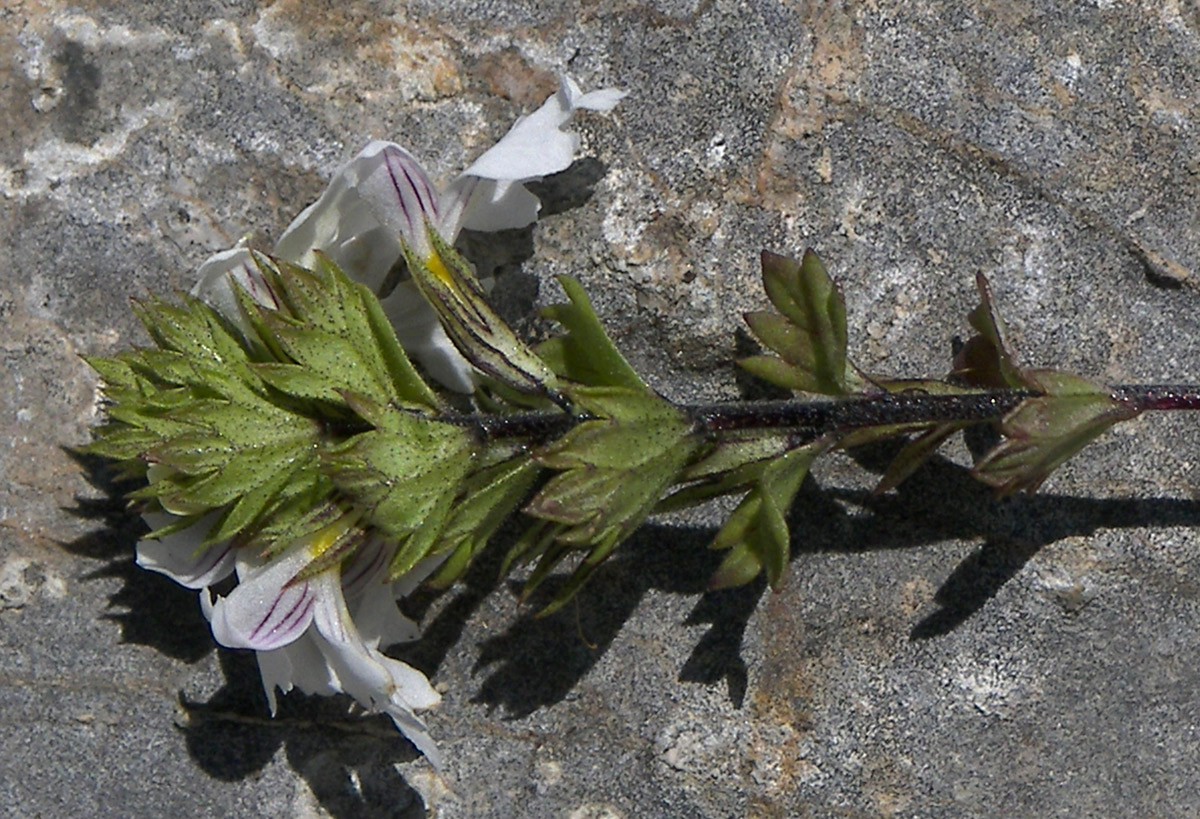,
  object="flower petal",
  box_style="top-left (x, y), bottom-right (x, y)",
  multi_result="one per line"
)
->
top-left (255, 635), bottom-right (336, 715)
top-left (191, 247), bottom-right (280, 330)
top-left (278, 140), bottom-right (444, 281)
top-left (310, 572), bottom-right (443, 766)
top-left (342, 541), bottom-right (448, 650)
top-left (137, 511), bottom-right (236, 589)
top-left (459, 75), bottom-right (627, 182)
top-left (207, 539), bottom-right (317, 651)
top-left (351, 580), bottom-right (421, 650)
top-left (454, 178), bottom-right (544, 232)
top-left (280, 141), bottom-right (441, 284)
